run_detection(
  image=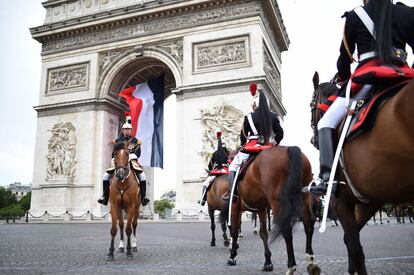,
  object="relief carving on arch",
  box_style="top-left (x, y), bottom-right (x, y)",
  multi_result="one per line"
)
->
top-left (199, 104), bottom-right (244, 165)
top-left (46, 122), bottom-right (77, 181)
